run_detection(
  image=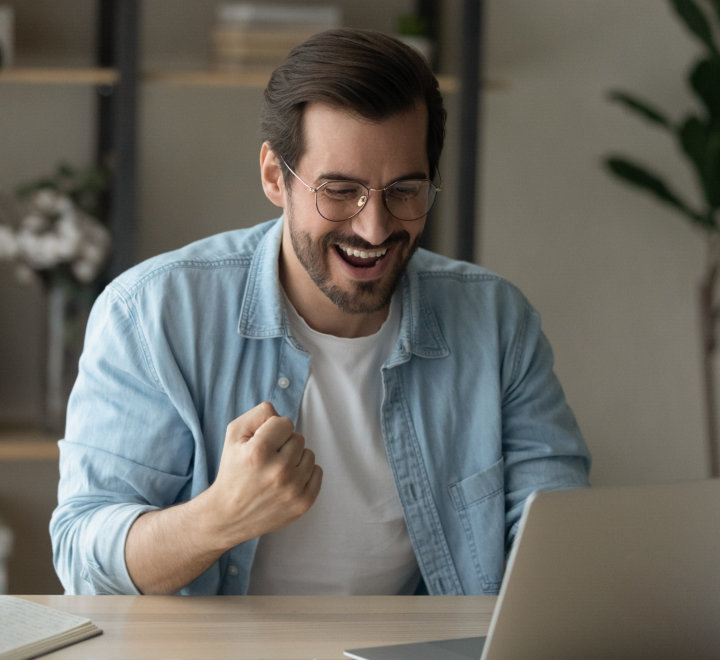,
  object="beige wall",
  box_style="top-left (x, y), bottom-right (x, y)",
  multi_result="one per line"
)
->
top-left (482, 0), bottom-right (709, 485)
top-left (0, 1), bottom-right (714, 592)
